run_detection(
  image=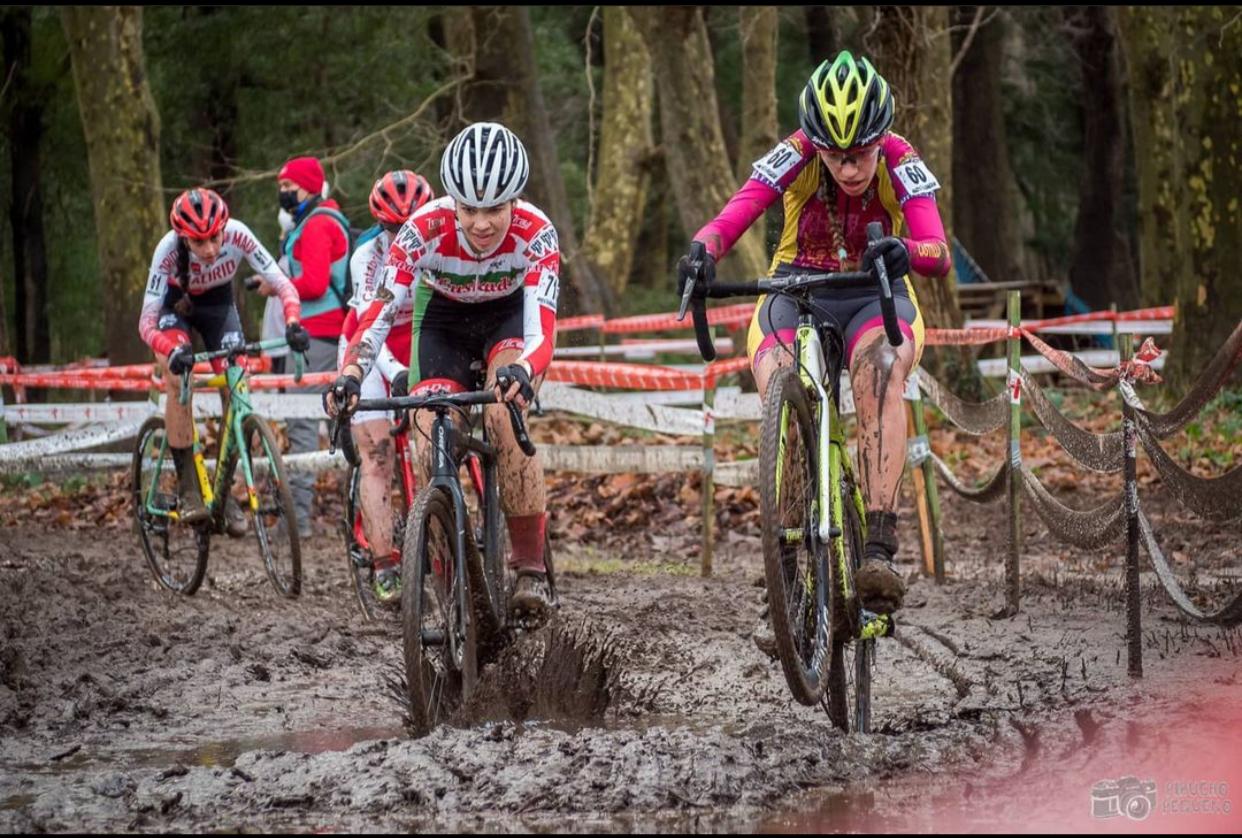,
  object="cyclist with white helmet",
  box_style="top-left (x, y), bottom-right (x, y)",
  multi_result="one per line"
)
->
top-left (328, 122), bottom-right (558, 613)
top-left (336, 170), bottom-right (435, 603)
